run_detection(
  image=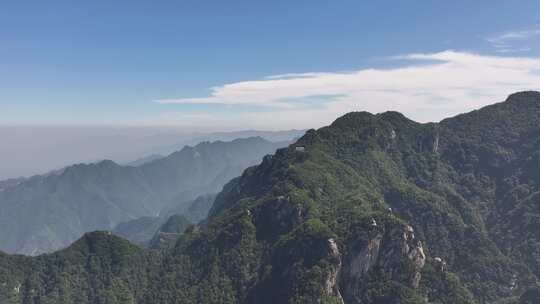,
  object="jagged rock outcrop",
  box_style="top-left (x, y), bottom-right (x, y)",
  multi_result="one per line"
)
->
top-left (401, 225), bottom-right (426, 288)
top-left (341, 232), bottom-right (383, 302)
top-left (325, 238), bottom-right (345, 303)
top-left (341, 223), bottom-right (426, 302)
